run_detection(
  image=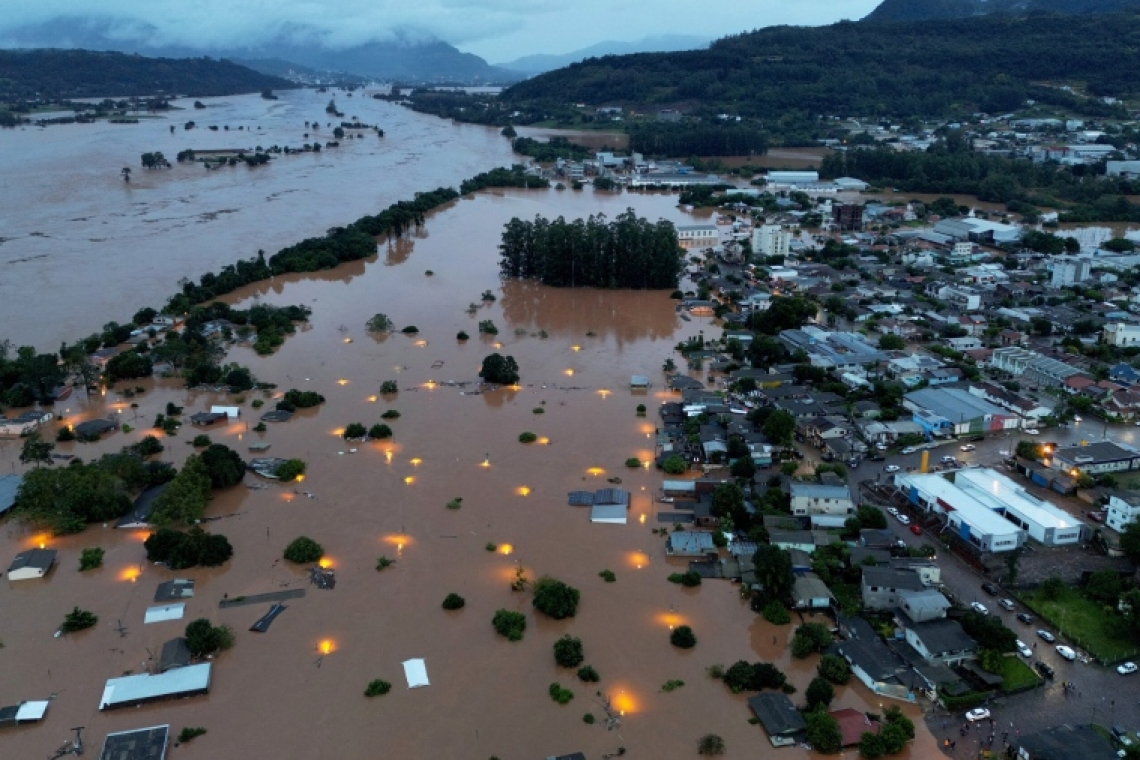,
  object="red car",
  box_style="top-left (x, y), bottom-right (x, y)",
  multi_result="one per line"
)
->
top-left (1088, 511), bottom-right (1105, 523)
top-left (909, 525), bottom-right (922, 535)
